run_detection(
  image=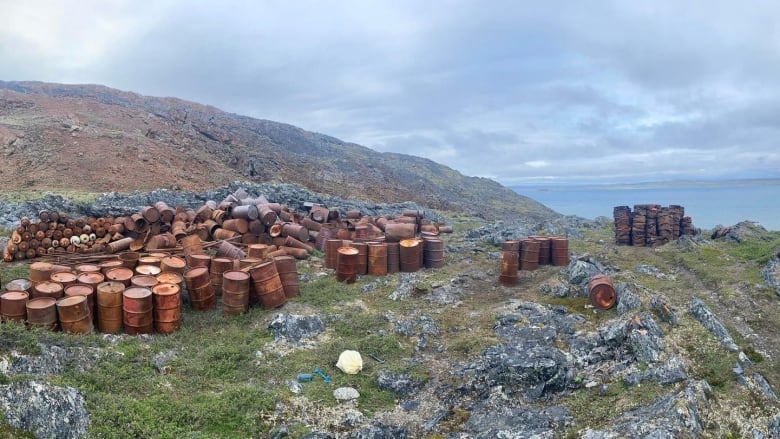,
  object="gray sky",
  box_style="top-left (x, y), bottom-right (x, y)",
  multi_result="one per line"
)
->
top-left (2, 1), bottom-right (779, 185)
